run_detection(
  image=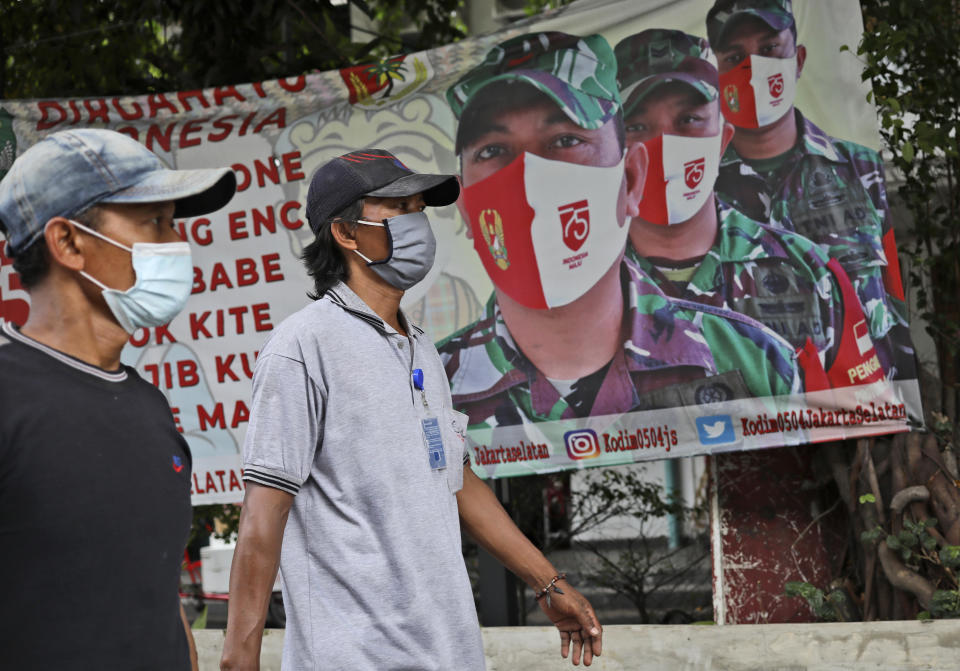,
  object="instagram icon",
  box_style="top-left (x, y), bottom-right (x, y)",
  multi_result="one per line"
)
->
top-left (564, 429), bottom-right (601, 460)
